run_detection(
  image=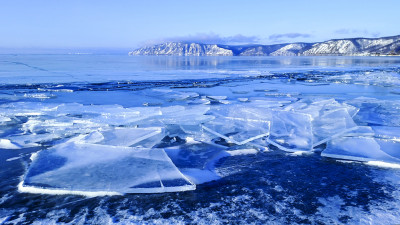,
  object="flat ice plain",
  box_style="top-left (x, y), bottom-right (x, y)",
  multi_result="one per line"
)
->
top-left (1, 55), bottom-right (400, 224)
